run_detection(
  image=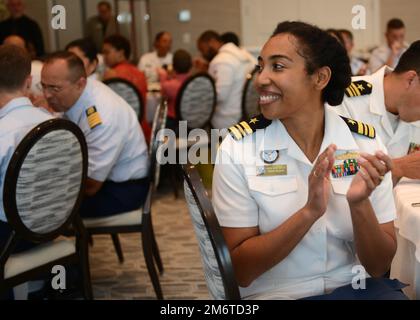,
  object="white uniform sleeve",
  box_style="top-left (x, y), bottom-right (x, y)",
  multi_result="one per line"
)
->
top-left (369, 171), bottom-right (396, 224)
top-left (212, 143), bottom-right (259, 228)
top-left (85, 122), bottom-right (124, 182)
top-left (369, 136), bottom-right (397, 224)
